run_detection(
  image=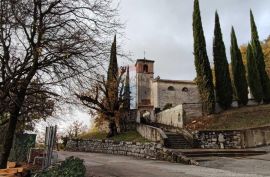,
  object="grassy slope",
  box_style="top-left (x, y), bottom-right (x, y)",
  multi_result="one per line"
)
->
top-left (186, 104), bottom-right (270, 131)
top-left (80, 130), bottom-right (149, 143)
